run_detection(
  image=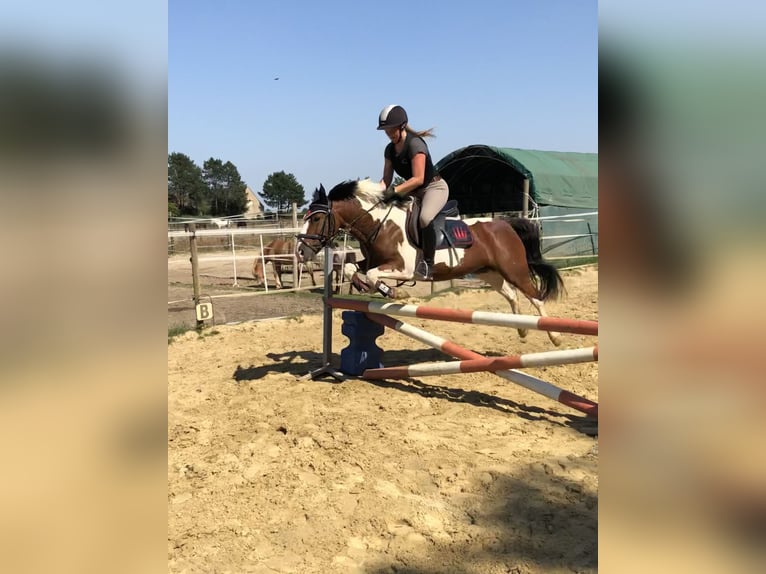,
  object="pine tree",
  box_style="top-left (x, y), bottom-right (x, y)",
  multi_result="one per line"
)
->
top-left (168, 152), bottom-right (208, 216)
top-left (261, 171), bottom-right (307, 212)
